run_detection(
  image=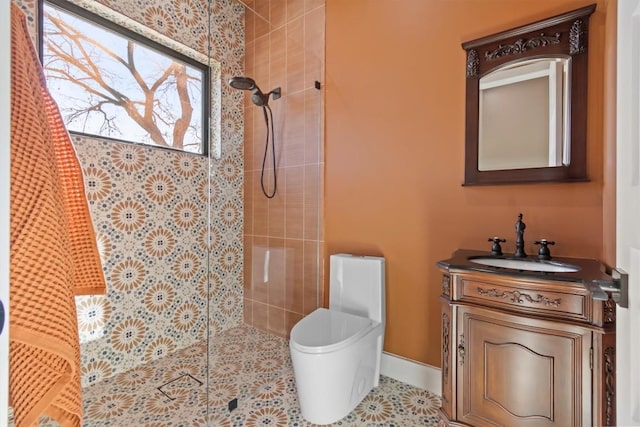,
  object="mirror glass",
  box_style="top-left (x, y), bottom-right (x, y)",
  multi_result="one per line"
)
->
top-left (478, 57), bottom-right (571, 171)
